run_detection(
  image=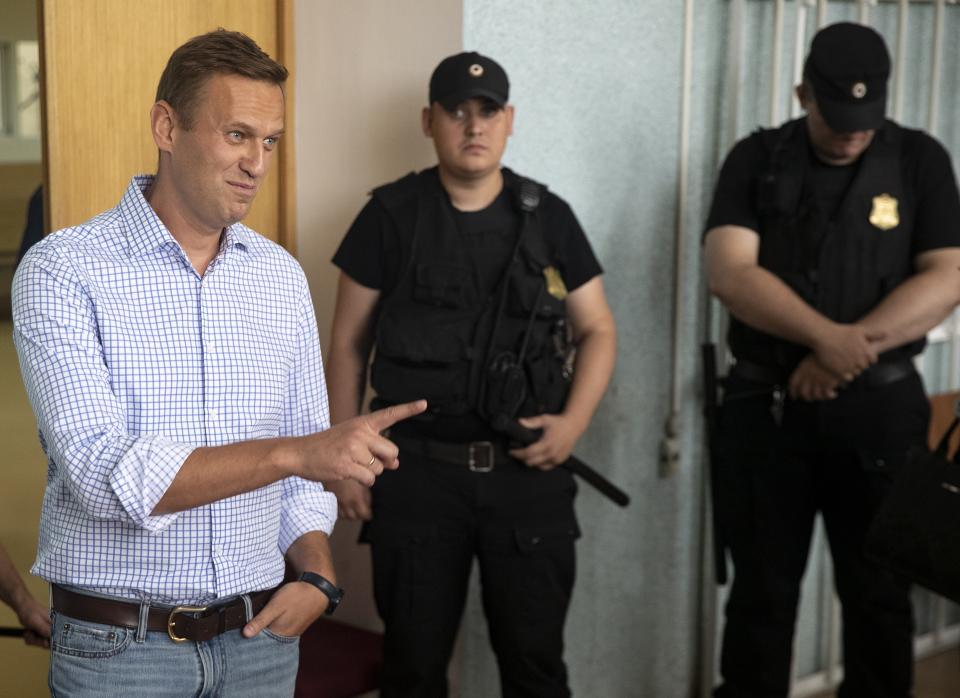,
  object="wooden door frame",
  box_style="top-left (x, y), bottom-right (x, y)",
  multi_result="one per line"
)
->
top-left (37, 0), bottom-right (297, 254)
